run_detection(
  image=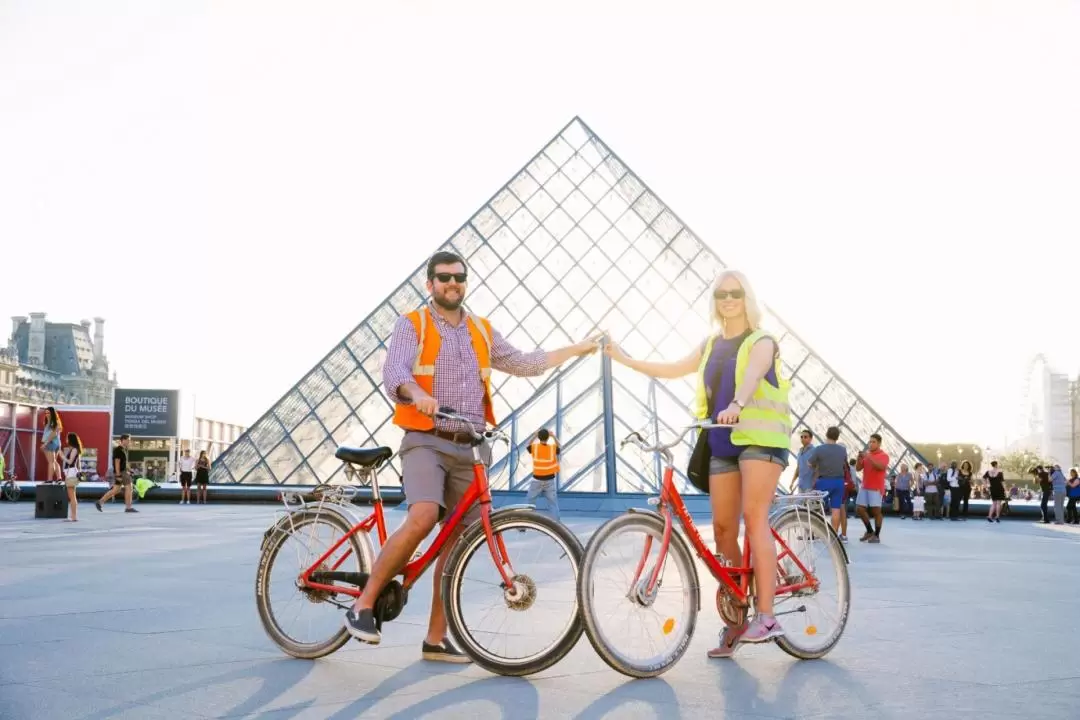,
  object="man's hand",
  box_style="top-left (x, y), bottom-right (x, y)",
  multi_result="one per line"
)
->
top-left (576, 333), bottom-right (604, 356)
top-left (412, 392), bottom-right (439, 417)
